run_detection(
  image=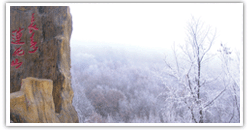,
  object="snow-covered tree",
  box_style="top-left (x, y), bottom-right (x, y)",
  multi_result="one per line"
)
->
top-left (159, 17), bottom-right (235, 123)
top-left (217, 43), bottom-right (241, 122)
